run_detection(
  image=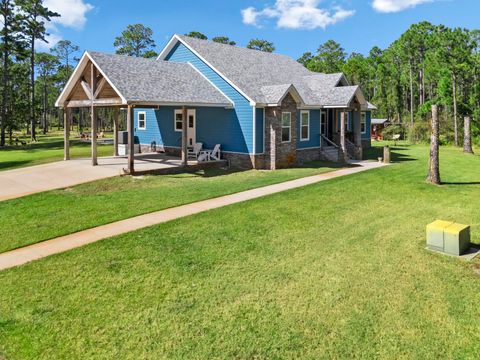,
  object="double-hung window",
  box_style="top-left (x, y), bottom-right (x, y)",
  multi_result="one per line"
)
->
top-left (137, 111), bottom-right (146, 130)
top-left (361, 112), bottom-right (367, 134)
top-left (174, 110), bottom-right (183, 132)
top-left (300, 111), bottom-right (310, 141)
top-left (281, 112), bottom-right (291, 143)
top-left (321, 111), bottom-right (327, 136)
